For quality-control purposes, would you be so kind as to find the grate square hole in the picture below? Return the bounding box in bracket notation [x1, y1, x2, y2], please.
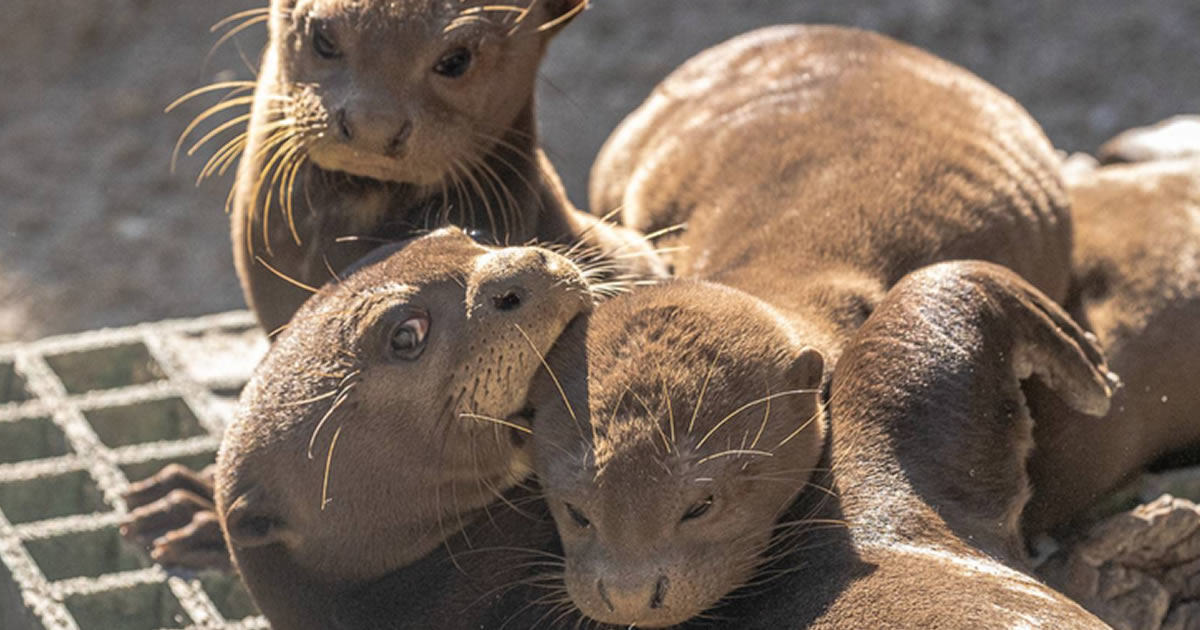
[0, 471, 108, 524]
[24, 526, 150, 582]
[46, 343, 165, 394]
[85, 398, 205, 448]
[2, 556, 47, 630]
[200, 573, 260, 621]
[65, 582, 190, 630]
[121, 451, 216, 484]
[0, 417, 71, 464]
[0, 362, 31, 404]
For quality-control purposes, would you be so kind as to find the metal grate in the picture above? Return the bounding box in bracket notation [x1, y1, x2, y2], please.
[0, 311, 269, 630]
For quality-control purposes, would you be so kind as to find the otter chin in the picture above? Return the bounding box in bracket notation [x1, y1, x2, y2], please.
[530, 281, 827, 628]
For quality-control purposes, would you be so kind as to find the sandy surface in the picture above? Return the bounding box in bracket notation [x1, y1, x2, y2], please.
[1, 0, 1198, 342]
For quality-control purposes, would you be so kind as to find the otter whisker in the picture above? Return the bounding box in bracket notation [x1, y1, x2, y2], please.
[456, 153, 499, 240]
[514, 323, 583, 435]
[307, 382, 357, 459]
[640, 222, 689, 242]
[254, 255, 320, 293]
[207, 13, 271, 63]
[171, 95, 255, 172]
[319, 424, 345, 511]
[459, 412, 533, 435]
[697, 389, 819, 450]
[282, 150, 310, 246]
[468, 147, 520, 240]
[536, 0, 588, 32]
[688, 349, 723, 434]
[698, 449, 774, 465]
[457, 155, 501, 238]
[165, 80, 257, 113]
[186, 112, 253, 159]
[210, 6, 271, 32]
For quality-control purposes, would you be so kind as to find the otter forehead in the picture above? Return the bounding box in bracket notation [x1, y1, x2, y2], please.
[294, 0, 537, 31]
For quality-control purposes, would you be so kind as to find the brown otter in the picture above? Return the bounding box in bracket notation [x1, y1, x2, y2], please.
[1023, 153, 1200, 534]
[131, 227, 593, 630]
[186, 0, 662, 333]
[330, 263, 1116, 630]
[526, 24, 1074, 627]
[700, 261, 1115, 629]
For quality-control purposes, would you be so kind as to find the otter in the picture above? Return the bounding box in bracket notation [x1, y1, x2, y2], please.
[526, 24, 1073, 627]
[132, 227, 593, 630]
[329, 263, 1116, 630]
[185, 0, 662, 333]
[1022, 153, 1200, 534]
[700, 262, 1115, 629]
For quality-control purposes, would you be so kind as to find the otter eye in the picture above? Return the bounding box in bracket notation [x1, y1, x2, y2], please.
[564, 502, 591, 528]
[681, 496, 714, 522]
[388, 314, 429, 360]
[433, 47, 473, 78]
[312, 25, 341, 59]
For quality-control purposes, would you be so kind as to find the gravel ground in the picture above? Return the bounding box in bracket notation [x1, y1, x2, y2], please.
[1, 0, 1198, 341]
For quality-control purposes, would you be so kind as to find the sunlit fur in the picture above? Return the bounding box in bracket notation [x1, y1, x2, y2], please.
[213, 227, 594, 630]
[530, 282, 827, 627]
[169, 0, 667, 334]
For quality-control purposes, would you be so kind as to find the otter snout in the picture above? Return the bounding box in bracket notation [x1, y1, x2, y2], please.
[467, 247, 592, 321]
[569, 560, 701, 628]
[334, 107, 414, 158]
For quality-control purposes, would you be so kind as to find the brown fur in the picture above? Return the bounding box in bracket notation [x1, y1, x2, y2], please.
[228, 0, 662, 332]
[214, 228, 593, 630]
[1023, 154, 1200, 533]
[527, 24, 1072, 627]
[707, 261, 1113, 629]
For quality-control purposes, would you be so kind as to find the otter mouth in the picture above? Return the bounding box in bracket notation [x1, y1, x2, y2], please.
[308, 144, 445, 187]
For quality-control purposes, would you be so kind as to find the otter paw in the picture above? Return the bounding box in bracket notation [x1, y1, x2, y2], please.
[124, 462, 215, 510]
[1040, 495, 1200, 630]
[150, 510, 231, 571]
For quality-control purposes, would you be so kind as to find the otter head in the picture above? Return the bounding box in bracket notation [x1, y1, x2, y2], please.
[529, 281, 826, 627]
[267, 0, 585, 186]
[216, 226, 592, 581]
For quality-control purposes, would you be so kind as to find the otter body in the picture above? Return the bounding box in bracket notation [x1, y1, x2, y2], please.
[528, 25, 1074, 627]
[708, 262, 1114, 630]
[230, 0, 660, 332]
[1024, 154, 1200, 533]
[214, 228, 591, 630]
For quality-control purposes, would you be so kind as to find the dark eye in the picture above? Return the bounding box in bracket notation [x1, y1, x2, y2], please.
[565, 502, 591, 528]
[681, 496, 714, 522]
[388, 314, 429, 360]
[433, 47, 473, 78]
[312, 25, 340, 59]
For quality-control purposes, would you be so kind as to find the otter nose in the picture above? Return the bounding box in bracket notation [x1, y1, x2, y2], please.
[597, 576, 670, 615]
[334, 107, 413, 157]
[468, 247, 589, 319]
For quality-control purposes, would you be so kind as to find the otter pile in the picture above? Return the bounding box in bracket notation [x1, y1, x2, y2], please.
[122, 8, 1200, 630]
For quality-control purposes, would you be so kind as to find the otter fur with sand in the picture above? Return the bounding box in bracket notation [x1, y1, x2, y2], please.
[179, 0, 661, 333]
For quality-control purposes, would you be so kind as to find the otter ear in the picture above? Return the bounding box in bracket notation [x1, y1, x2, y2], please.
[788, 347, 825, 392]
[224, 493, 286, 549]
[541, 0, 588, 34]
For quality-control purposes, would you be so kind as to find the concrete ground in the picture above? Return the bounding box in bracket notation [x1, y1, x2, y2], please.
[0, 0, 1198, 341]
